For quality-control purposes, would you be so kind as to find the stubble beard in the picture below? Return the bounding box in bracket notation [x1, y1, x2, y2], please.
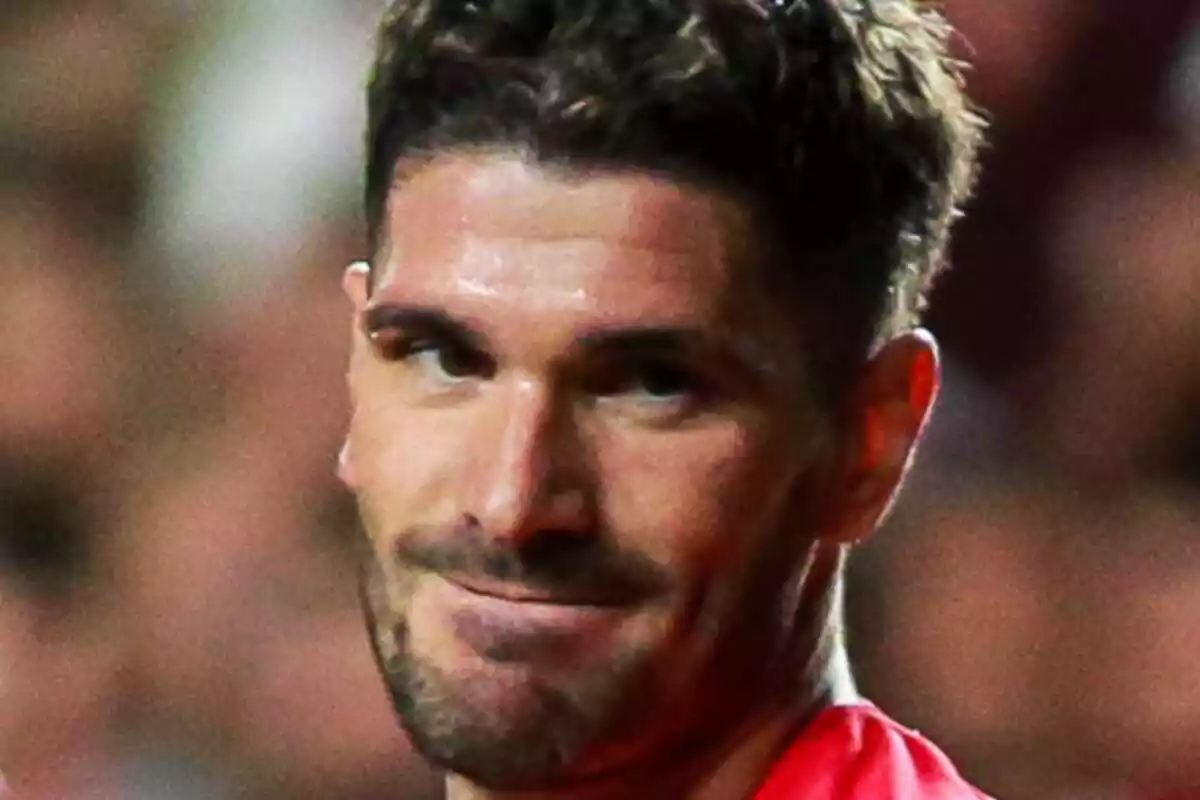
[359, 555, 663, 791]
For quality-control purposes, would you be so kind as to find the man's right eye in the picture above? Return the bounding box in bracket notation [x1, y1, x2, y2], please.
[368, 328, 493, 383]
[407, 341, 489, 383]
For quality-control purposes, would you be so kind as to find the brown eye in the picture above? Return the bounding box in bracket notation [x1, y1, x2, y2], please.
[593, 358, 709, 406]
[369, 326, 493, 383]
[413, 341, 489, 380]
[635, 362, 698, 400]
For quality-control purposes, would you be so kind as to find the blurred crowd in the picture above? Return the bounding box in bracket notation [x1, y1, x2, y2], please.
[0, 1, 1197, 798]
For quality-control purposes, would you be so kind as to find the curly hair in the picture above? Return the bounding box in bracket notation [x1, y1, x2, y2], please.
[364, 0, 983, 367]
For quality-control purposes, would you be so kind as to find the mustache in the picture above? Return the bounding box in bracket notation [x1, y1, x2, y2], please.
[393, 521, 672, 605]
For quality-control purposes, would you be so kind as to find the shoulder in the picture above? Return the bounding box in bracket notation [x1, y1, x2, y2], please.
[755, 703, 994, 800]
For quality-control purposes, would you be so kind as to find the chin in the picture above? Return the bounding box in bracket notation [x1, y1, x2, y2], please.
[373, 611, 669, 791]
[359, 565, 683, 788]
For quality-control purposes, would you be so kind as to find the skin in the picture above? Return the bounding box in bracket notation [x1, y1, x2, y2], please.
[339, 153, 939, 799]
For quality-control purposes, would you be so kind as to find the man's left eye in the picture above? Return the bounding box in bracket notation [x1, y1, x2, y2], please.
[626, 363, 701, 401]
[593, 360, 710, 407]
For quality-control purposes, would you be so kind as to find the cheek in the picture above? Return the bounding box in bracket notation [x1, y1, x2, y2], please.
[349, 385, 467, 539]
[598, 425, 790, 573]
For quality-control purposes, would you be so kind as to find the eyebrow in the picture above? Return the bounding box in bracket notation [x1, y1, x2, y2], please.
[363, 302, 767, 372]
[362, 304, 489, 351]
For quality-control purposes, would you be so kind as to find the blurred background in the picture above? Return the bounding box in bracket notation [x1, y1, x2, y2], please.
[0, 1, 1196, 798]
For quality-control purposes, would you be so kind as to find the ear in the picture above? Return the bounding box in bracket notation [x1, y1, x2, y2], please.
[337, 261, 372, 490]
[823, 329, 940, 545]
[343, 260, 371, 312]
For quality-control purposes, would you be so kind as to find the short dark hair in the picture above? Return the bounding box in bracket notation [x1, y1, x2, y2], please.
[364, 0, 983, 369]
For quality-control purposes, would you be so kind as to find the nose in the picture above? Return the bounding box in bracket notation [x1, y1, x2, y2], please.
[469, 376, 594, 544]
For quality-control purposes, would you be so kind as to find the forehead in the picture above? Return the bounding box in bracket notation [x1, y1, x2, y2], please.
[374, 154, 772, 327]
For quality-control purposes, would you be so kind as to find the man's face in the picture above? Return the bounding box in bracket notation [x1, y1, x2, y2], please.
[343, 154, 837, 789]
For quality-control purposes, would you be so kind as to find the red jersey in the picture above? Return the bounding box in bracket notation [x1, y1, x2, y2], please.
[754, 704, 992, 800]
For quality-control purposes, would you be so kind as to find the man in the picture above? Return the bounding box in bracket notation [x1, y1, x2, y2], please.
[337, 1, 989, 797]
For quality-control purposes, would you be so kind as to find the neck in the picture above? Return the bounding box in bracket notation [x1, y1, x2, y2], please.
[447, 624, 859, 800]
[686, 641, 859, 800]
